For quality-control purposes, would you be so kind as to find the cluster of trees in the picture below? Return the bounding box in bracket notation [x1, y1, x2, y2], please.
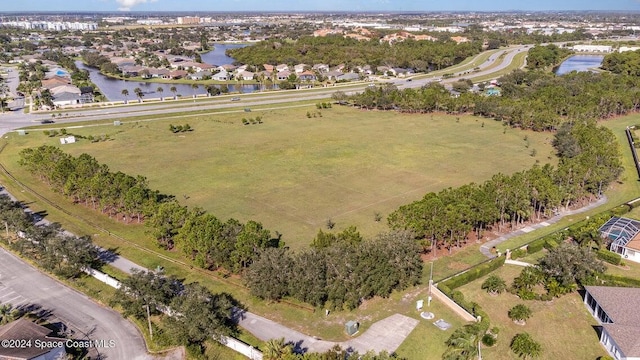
[526, 44, 573, 69]
[0, 194, 99, 278]
[388, 121, 621, 255]
[349, 70, 640, 131]
[19, 145, 278, 273]
[227, 35, 482, 70]
[110, 269, 237, 353]
[19, 145, 160, 222]
[601, 49, 640, 75]
[245, 230, 422, 310]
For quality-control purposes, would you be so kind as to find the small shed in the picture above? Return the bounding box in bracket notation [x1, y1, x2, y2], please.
[345, 321, 359, 336]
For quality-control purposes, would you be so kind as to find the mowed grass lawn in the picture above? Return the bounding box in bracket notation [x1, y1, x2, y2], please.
[1, 105, 555, 249]
[457, 265, 607, 360]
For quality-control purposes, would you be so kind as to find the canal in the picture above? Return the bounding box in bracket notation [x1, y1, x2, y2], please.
[77, 43, 276, 101]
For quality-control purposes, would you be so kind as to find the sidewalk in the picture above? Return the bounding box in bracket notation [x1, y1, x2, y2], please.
[479, 196, 608, 258]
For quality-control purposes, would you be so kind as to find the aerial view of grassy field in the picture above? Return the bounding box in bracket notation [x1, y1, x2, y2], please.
[1, 105, 556, 249]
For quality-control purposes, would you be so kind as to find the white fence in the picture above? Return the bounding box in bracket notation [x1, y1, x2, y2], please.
[221, 336, 263, 360]
[85, 266, 263, 359]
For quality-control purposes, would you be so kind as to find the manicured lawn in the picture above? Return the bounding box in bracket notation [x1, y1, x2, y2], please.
[1, 106, 555, 250]
[457, 265, 608, 360]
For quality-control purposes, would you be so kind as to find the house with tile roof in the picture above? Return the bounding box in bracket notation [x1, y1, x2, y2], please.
[599, 217, 640, 264]
[583, 286, 640, 359]
[0, 319, 67, 360]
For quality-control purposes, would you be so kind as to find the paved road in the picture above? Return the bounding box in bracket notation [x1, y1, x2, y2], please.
[0, 247, 151, 360]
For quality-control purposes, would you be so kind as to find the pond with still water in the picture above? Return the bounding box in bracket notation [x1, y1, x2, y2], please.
[555, 55, 604, 75]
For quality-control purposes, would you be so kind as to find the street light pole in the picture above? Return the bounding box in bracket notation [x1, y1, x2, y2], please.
[145, 304, 153, 339]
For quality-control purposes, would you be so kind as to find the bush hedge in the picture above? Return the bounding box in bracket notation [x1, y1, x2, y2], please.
[601, 274, 640, 287]
[597, 249, 622, 266]
[439, 256, 506, 291]
[510, 248, 527, 260]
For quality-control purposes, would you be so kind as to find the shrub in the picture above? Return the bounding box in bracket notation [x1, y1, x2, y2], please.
[440, 256, 506, 291]
[597, 249, 622, 265]
[544, 239, 558, 250]
[510, 248, 527, 260]
[508, 304, 532, 323]
[527, 238, 546, 254]
[482, 333, 497, 347]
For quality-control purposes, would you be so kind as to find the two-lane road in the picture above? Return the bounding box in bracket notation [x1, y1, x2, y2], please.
[0, 247, 151, 360]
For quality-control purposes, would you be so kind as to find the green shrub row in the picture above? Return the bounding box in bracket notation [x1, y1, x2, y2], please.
[439, 256, 506, 291]
[600, 274, 640, 287]
[510, 248, 527, 260]
[596, 249, 622, 266]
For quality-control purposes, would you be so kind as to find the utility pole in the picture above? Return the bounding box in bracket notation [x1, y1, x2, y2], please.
[145, 304, 153, 339]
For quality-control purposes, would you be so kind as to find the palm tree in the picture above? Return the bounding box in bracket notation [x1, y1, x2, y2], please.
[191, 83, 199, 100]
[508, 304, 532, 325]
[481, 275, 507, 295]
[443, 324, 481, 360]
[0, 304, 16, 325]
[510, 332, 542, 359]
[121, 89, 129, 104]
[156, 86, 164, 101]
[133, 87, 143, 103]
[262, 338, 292, 360]
[170, 86, 177, 100]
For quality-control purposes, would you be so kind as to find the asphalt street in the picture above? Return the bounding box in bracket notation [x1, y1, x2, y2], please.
[0, 247, 151, 360]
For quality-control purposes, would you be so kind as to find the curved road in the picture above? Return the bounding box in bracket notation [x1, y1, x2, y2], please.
[0, 248, 150, 359]
[0, 45, 528, 135]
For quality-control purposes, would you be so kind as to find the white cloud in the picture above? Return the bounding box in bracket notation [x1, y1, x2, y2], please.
[116, 0, 158, 11]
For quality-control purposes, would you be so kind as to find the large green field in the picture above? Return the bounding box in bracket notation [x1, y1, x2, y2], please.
[1, 105, 555, 249]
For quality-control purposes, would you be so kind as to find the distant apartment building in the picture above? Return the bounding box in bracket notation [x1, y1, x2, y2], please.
[137, 19, 164, 26]
[0, 21, 97, 31]
[177, 16, 200, 25]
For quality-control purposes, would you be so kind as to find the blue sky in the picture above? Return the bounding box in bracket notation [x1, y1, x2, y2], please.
[1, 0, 640, 12]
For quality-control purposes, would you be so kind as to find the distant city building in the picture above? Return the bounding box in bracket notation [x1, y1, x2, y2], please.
[0, 20, 97, 31]
[619, 46, 640, 53]
[177, 16, 200, 25]
[572, 44, 613, 53]
[136, 19, 164, 26]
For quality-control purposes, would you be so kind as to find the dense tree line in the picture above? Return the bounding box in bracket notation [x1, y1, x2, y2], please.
[525, 44, 573, 69]
[110, 269, 237, 353]
[245, 230, 422, 310]
[19, 145, 278, 273]
[601, 49, 640, 76]
[227, 35, 482, 70]
[388, 121, 621, 254]
[349, 70, 640, 131]
[0, 194, 99, 278]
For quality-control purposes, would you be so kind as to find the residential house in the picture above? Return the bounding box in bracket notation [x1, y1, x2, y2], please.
[219, 64, 237, 72]
[148, 68, 171, 79]
[336, 72, 360, 81]
[120, 65, 146, 77]
[50, 84, 81, 96]
[312, 64, 329, 73]
[599, 217, 640, 264]
[212, 70, 230, 81]
[298, 70, 316, 82]
[356, 65, 373, 75]
[0, 319, 67, 360]
[237, 71, 255, 81]
[169, 70, 188, 79]
[263, 64, 275, 72]
[324, 70, 344, 81]
[294, 64, 308, 73]
[583, 286, 640, 359]
[391, 68, 413, 77]
[41, 76, 71, 89]
[52, 91, 83, 106]
[275, 64, 289, 72]
[277, 70, 292, 81]
[188, 71, 212, 80]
